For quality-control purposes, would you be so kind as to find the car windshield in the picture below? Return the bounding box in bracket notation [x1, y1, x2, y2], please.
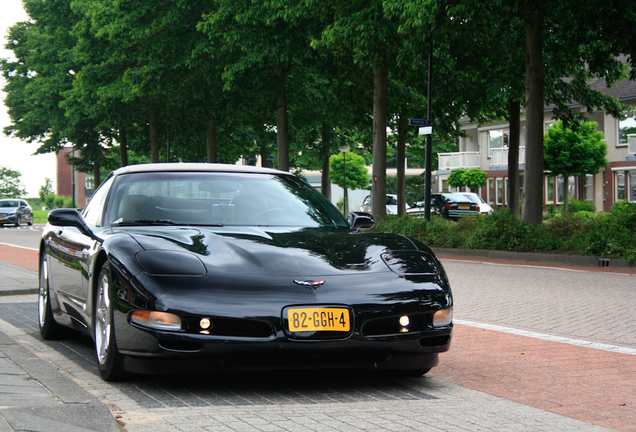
[439, 193, 472, 203]
[106, 171, 349, 228]
[460, 194, 485, 204]
[0, 200, 19, 208]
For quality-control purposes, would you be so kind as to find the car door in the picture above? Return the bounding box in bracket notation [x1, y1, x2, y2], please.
[46, 225, 94, 318]
[46, 176, 114, 325]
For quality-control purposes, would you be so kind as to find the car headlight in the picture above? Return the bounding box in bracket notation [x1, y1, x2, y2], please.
[135, 251, 206, 276]
[381, 251, 438, 276]
[433, 308, 452, 327]
[131, 310, 182, 331]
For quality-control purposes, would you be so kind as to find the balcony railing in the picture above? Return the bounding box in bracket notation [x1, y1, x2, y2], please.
[490, 146, 526, 167]
[437, 152, 480, 170]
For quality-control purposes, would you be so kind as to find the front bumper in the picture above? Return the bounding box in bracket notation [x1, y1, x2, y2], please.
[0, 215, 18, 225]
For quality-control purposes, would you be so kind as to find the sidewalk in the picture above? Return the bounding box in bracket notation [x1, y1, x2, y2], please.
[0, 324, 121, 431]
[0, 244, 121, 431]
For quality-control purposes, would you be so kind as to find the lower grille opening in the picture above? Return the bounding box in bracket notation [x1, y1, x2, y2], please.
[419, 336, 451, 347]
[361, 313, 429, 337]
[184, 316, 275, 338]
[158, 340, 203, 352]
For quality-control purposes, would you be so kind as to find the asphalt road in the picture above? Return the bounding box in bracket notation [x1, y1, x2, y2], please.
[1, 225, 634, 431]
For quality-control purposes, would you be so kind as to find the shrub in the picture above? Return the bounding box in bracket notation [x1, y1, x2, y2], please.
[465, 210, 549, 251]
[568, 198, 595, 214]
[373, 206, 635, 262]
[45, 194, 75, 209]
[575, 213, 636, 262]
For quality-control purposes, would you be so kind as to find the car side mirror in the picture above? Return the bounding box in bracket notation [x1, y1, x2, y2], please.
[347, 212, 375, 230]
[47, 208, 100, 241]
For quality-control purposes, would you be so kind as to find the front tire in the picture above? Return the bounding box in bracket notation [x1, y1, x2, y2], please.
[38, 253, 66, 339]
[94, 263, 126, 381]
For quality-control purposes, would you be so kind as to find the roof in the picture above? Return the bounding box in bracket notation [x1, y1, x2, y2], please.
[112, 163, 289, 176]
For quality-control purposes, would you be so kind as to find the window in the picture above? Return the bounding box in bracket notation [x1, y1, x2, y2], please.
[618, 114, 636, 146]
[83, 176, 114, 226]
[487, 178, 495, 205]
[629, 171, 636, 202]
[556, 176, 577, 204]
[488, 129, 509, 157]
[616, 172, 625, 200]
[496, 178, 504, 205]
[547, 177, 555, 203]
[584, 175, 594, 202]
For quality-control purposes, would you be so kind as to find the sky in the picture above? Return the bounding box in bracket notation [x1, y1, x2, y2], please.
[1, 0, 57, 198]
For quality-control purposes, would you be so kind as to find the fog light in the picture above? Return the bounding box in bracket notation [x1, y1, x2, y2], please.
[399, 315, 410, 332]
[131, 310, 182, 331]
[200, 318, 212, 329]
[433, 308, 452, 327]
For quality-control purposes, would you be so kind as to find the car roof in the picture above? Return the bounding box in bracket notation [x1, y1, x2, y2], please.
[111, 163, 291, 177]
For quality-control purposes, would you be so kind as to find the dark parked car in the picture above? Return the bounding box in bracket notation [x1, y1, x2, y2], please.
[39, 163, 453, 381]
[407, 193, 481, 220]
[0, 199, 33, 227]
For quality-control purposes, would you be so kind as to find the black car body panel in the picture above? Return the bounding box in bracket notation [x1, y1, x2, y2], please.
[39, 163, 453, 378]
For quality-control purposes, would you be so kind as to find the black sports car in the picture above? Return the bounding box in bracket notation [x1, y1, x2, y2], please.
[39, 163, 453, 381]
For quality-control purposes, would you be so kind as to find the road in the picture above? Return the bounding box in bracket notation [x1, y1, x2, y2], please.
[0, 226, 634, 431]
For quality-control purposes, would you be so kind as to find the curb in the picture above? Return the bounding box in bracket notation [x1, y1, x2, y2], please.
[431, 247, 636, 269]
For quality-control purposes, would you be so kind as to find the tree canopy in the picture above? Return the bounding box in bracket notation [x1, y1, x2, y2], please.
[2, 0, 635, 221]
[0, 167, 27, 198]
[544, 120, 608, 215]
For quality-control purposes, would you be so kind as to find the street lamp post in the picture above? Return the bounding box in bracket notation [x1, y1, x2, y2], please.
[339, 146, 350, 215]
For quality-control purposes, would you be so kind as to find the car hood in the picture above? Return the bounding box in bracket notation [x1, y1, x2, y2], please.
[120, 226, 439, 278]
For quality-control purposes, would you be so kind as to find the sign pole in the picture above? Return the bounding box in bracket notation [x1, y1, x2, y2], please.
[425, 33, 433, 222]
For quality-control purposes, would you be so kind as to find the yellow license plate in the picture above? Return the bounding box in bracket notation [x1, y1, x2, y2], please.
[287, 308, 350, 332]
[458, 205, 470, 210]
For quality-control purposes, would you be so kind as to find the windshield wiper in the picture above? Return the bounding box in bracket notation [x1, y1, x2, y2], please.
[116, 219, 225, 227]
[116, 219, 178, 226]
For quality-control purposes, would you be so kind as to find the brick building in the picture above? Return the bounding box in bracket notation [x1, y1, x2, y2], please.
[56, 146, 91, 207]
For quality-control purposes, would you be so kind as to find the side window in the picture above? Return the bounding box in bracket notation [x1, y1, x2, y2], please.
[83, 176, 114, 226]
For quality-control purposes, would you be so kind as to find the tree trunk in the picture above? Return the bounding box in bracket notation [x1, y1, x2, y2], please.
[522, 10, 545, 225]
[206, 117, 217, 163]
[508, 100, 521, 217]
[371, 60, 388, 220]
[276, 92, 290, 172]
[397, 112, 408, 217]
[148, 111, 160, 163]
[321, 122, 332, 201]
[119, 126, 128, 167]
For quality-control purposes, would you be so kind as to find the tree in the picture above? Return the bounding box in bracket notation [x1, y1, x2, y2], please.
[447, 168, 487, 191]
[0, 167, 27, 198]
[39, 178, 55, 201]
[463, 169, 488, 190]
[447, 168, 468, 190]
[543, 120, 608, 216]
[329, 152, 370, 214]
